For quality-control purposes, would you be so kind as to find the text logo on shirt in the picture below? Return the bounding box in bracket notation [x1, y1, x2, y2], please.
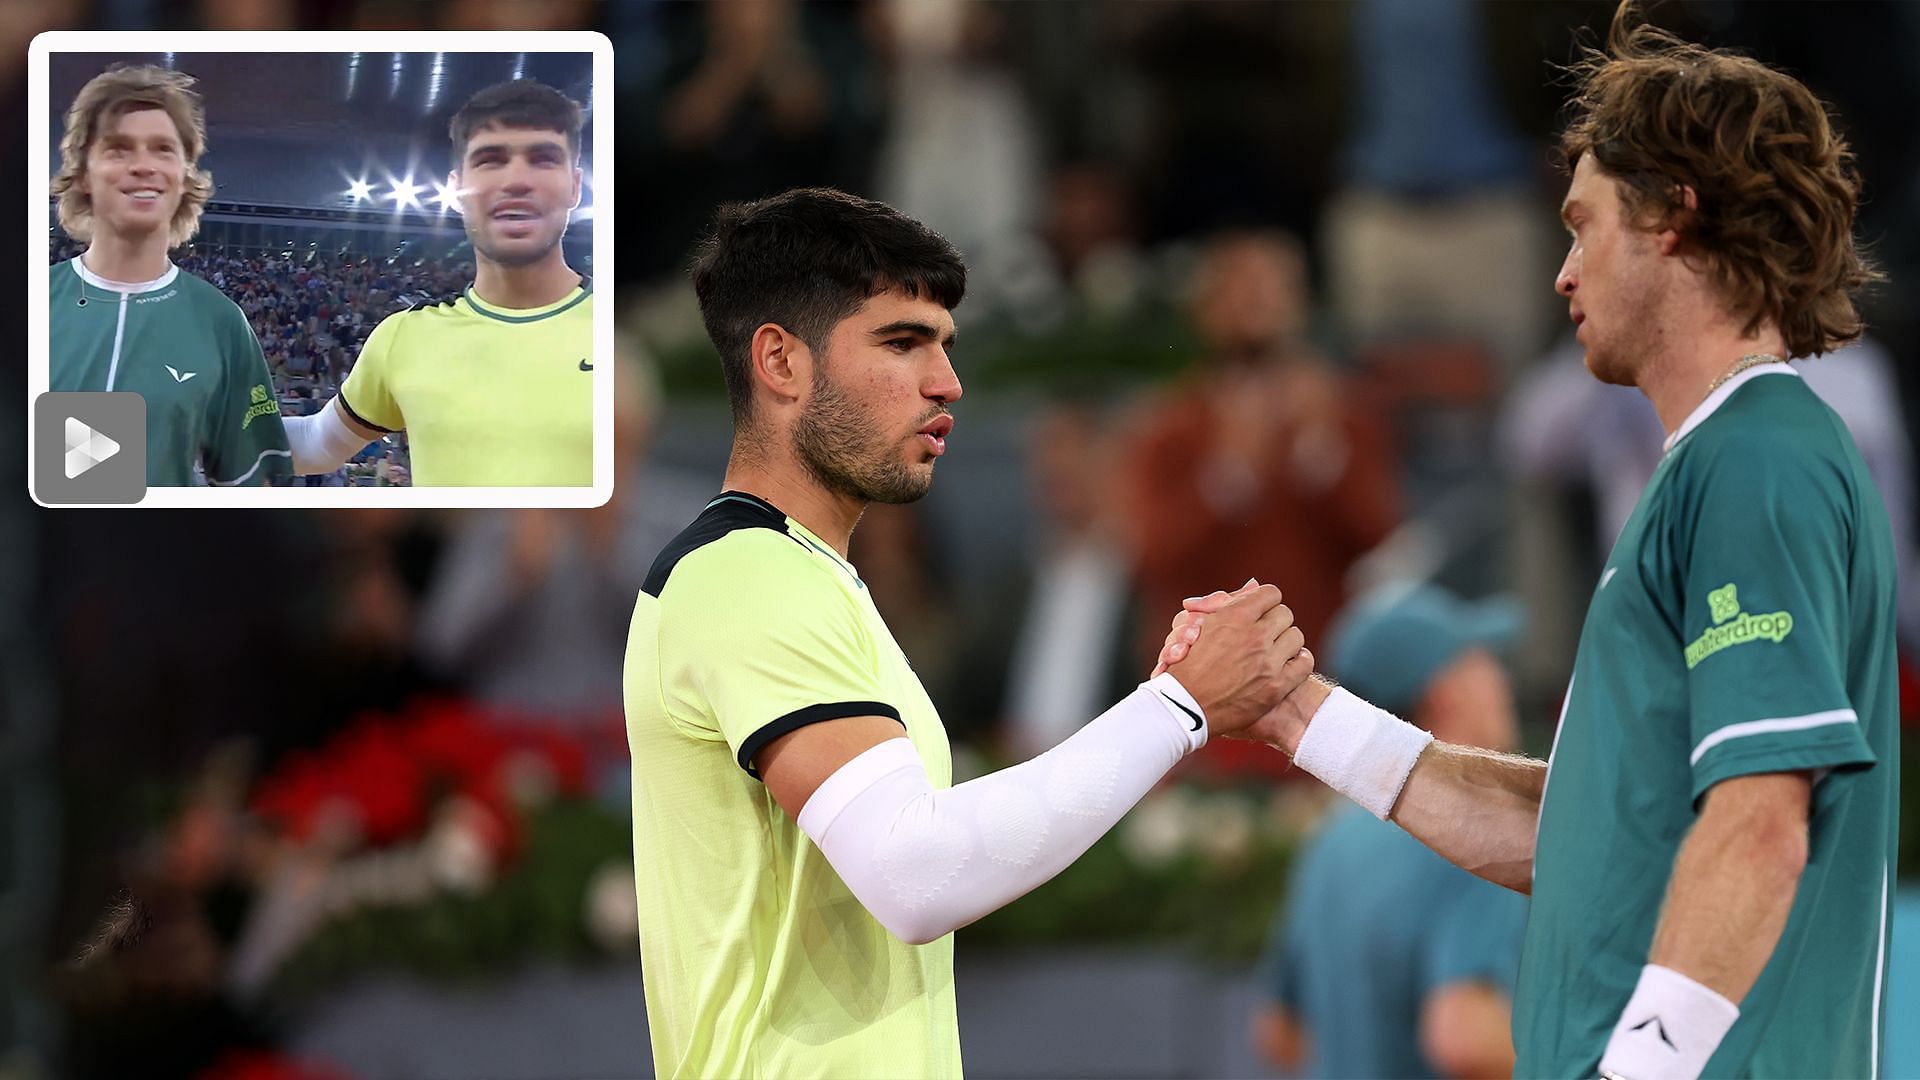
[242, 384, 278, 430]
[1685, 582, 1794, 669]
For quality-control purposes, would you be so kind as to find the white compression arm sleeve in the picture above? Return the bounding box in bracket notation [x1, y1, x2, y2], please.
[284, 398, 377, 474]
[796, 673, 1210, 945]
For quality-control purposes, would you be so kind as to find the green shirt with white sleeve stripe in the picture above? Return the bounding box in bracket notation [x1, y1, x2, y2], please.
[49, 257, 291, 486]
[1515, 366, 1899, 1078]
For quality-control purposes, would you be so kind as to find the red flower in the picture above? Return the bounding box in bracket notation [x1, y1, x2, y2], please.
[400, 699, 509, 783]
[250, 715, 425, 847]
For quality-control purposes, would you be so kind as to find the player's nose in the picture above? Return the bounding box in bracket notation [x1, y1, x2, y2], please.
[928, 351, 962, 404]
[498, 159, 535, 194]
[1555, 249, 1578, 298]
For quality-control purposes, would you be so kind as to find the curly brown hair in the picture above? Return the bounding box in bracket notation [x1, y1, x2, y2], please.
[1557, 4, 1880, 357]
[51, 65, 213, 249]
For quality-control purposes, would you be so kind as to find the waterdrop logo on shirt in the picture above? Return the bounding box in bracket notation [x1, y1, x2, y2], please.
[1686, 582, 1794, 669]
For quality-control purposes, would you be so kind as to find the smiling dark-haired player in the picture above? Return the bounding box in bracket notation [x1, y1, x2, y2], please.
[283, 79, 592, 486]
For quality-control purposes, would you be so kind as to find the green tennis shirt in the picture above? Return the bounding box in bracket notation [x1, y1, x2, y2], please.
[624, 491, 962, 1079]
[1516, 368, 1899, 1078]
[49, 258, 291, 486]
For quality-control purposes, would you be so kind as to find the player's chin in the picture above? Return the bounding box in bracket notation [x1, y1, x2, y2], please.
[479, 224, 560, 256]
[1583, 345, 1635, 388]
[871, 461, 936, 504]
[103, 211, 168, 236]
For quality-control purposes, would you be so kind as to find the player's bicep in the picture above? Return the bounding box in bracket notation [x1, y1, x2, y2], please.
[206, 311, 290, 485]
[758, 715, 915, 823]
[332, 398, 385, 442]
[667, 537, 905, 789]
[339, 315, 406, 432]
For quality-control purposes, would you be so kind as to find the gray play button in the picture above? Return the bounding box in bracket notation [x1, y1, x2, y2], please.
[34, 392, 147, 505]
[65, 416, 122, 477]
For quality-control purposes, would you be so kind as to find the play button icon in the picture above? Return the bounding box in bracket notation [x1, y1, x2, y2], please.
[65, 416, 122, 478]
[33, 392, 146, 505]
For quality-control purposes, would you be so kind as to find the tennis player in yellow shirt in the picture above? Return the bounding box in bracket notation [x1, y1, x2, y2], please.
[283, 79, 591, 486]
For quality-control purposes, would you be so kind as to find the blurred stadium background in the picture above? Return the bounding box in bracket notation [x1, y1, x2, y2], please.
[5, 1, 1919, 1078]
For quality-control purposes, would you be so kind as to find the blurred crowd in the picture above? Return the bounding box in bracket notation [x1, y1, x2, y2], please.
[18, 1, 1920, 1078]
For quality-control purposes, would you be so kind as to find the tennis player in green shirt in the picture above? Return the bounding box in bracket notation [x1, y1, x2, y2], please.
[1164, 13, 1897, 1079]
[48, 64, 290, 486]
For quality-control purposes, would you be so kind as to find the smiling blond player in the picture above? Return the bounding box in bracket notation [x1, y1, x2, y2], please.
[49, 65, 292, 487]
[284, 80, 593, 486]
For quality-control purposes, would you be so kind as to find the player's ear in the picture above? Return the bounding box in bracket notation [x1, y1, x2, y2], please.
[445, 170, 462, 215]
[570, 165, 583, 212]
[1656, 184, 1698, 257]
[750, 323, 809, 406]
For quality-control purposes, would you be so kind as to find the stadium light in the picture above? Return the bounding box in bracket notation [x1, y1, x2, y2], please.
[346, 177, 376, 202]
[431, 179, 462, 213]
[387, 175, 424, 210]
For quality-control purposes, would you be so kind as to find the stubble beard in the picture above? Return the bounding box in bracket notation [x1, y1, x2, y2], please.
[1583, 334, 1638, 388]
[1582, 274, 1667, 390]
[792, 369, 933, 506]
[467, 215, 565, 269]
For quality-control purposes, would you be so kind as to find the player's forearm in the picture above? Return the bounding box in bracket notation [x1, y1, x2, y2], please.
[1595, 778, 1808, 1078]
[1258, 679, 1543, 893]
[799, 678, 1207, 945]
[1645, 783, 1809, 1003]
[1390, 743, 1545, 894]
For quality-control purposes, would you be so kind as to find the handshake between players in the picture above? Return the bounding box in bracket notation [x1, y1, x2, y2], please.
[1147, 579, 1322, 747]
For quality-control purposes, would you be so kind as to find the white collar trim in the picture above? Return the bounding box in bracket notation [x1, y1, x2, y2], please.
[1662, 363, 1800, 454]
[71, 256, 178, 294]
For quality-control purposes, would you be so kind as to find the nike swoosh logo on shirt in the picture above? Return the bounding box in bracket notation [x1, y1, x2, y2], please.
[1156, 690, 1204, 731]
[1600, 567, 1618, 590]
[578, 358, 593, 371]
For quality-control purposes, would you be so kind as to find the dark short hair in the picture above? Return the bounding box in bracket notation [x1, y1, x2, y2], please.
[1558, 4, 1878, 357]
[449, 79, 583, 166]
[691, 188, 967, 427]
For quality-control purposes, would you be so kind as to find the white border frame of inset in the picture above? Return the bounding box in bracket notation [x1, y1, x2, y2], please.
[27, 30, 615, 509]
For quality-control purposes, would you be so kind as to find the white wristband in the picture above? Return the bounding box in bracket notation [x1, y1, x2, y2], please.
[1143, 672, 1209, 752]
[1599, 964, 1739, 1080]
[1290, 687, 1432, 819]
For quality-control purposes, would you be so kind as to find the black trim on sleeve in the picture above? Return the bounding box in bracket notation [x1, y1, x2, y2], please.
[335, 391, 397, 434]
[737, 701, 905, 779]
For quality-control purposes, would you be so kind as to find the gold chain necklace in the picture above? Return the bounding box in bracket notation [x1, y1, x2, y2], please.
[1706, 353, 1785, 395]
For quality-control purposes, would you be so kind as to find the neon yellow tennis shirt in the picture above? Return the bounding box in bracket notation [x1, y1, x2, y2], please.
[625, 491, 963, 1079]
[338, 281, 592, 486]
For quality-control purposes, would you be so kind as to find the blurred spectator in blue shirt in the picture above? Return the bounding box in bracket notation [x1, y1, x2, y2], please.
[1254, 582, 1528, 1078]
